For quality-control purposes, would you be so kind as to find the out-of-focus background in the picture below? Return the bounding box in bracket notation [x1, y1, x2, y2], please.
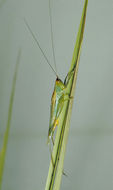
[0, 0, 113, 189]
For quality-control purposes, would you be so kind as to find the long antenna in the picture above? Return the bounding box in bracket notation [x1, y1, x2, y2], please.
[49, 0, 57, 75]
[24, 18, 58, 77]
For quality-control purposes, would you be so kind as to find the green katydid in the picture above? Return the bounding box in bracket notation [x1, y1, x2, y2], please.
[24, 0, 75, 167]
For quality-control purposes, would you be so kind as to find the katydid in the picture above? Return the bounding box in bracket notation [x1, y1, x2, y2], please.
[24, 0, 74, 168]
[47, 74, 74, 145]
[49, 0, 74, 145]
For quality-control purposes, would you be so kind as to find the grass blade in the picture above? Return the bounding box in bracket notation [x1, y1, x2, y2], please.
[45, 0, 88, 189]
[0, 49, 21, 189]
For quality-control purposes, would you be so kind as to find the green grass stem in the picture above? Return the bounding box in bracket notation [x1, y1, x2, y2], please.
[45, 0, 88, 189]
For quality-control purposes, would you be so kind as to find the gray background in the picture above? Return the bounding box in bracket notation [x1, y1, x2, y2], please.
[0, 0, 113, 189]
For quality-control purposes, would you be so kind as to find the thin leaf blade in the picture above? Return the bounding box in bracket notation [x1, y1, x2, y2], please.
[0, 49, 21, 189]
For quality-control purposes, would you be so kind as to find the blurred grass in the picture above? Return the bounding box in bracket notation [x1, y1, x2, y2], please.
[45, 0, 88, 189]
[0, 49, 21, 189]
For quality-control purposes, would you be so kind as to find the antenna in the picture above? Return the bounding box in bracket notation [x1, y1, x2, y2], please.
[24, 18, 58, 78]
[49, 0, 57, 75]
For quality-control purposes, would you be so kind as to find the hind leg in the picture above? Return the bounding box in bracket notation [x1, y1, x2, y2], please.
[51, 119, 59, 146]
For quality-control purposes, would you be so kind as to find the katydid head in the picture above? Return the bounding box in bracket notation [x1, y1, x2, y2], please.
[55, 77, 65, 91]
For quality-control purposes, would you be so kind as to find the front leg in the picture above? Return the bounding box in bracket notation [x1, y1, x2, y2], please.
[64, 69, 74, 87]
[63, 93, 73, 101]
